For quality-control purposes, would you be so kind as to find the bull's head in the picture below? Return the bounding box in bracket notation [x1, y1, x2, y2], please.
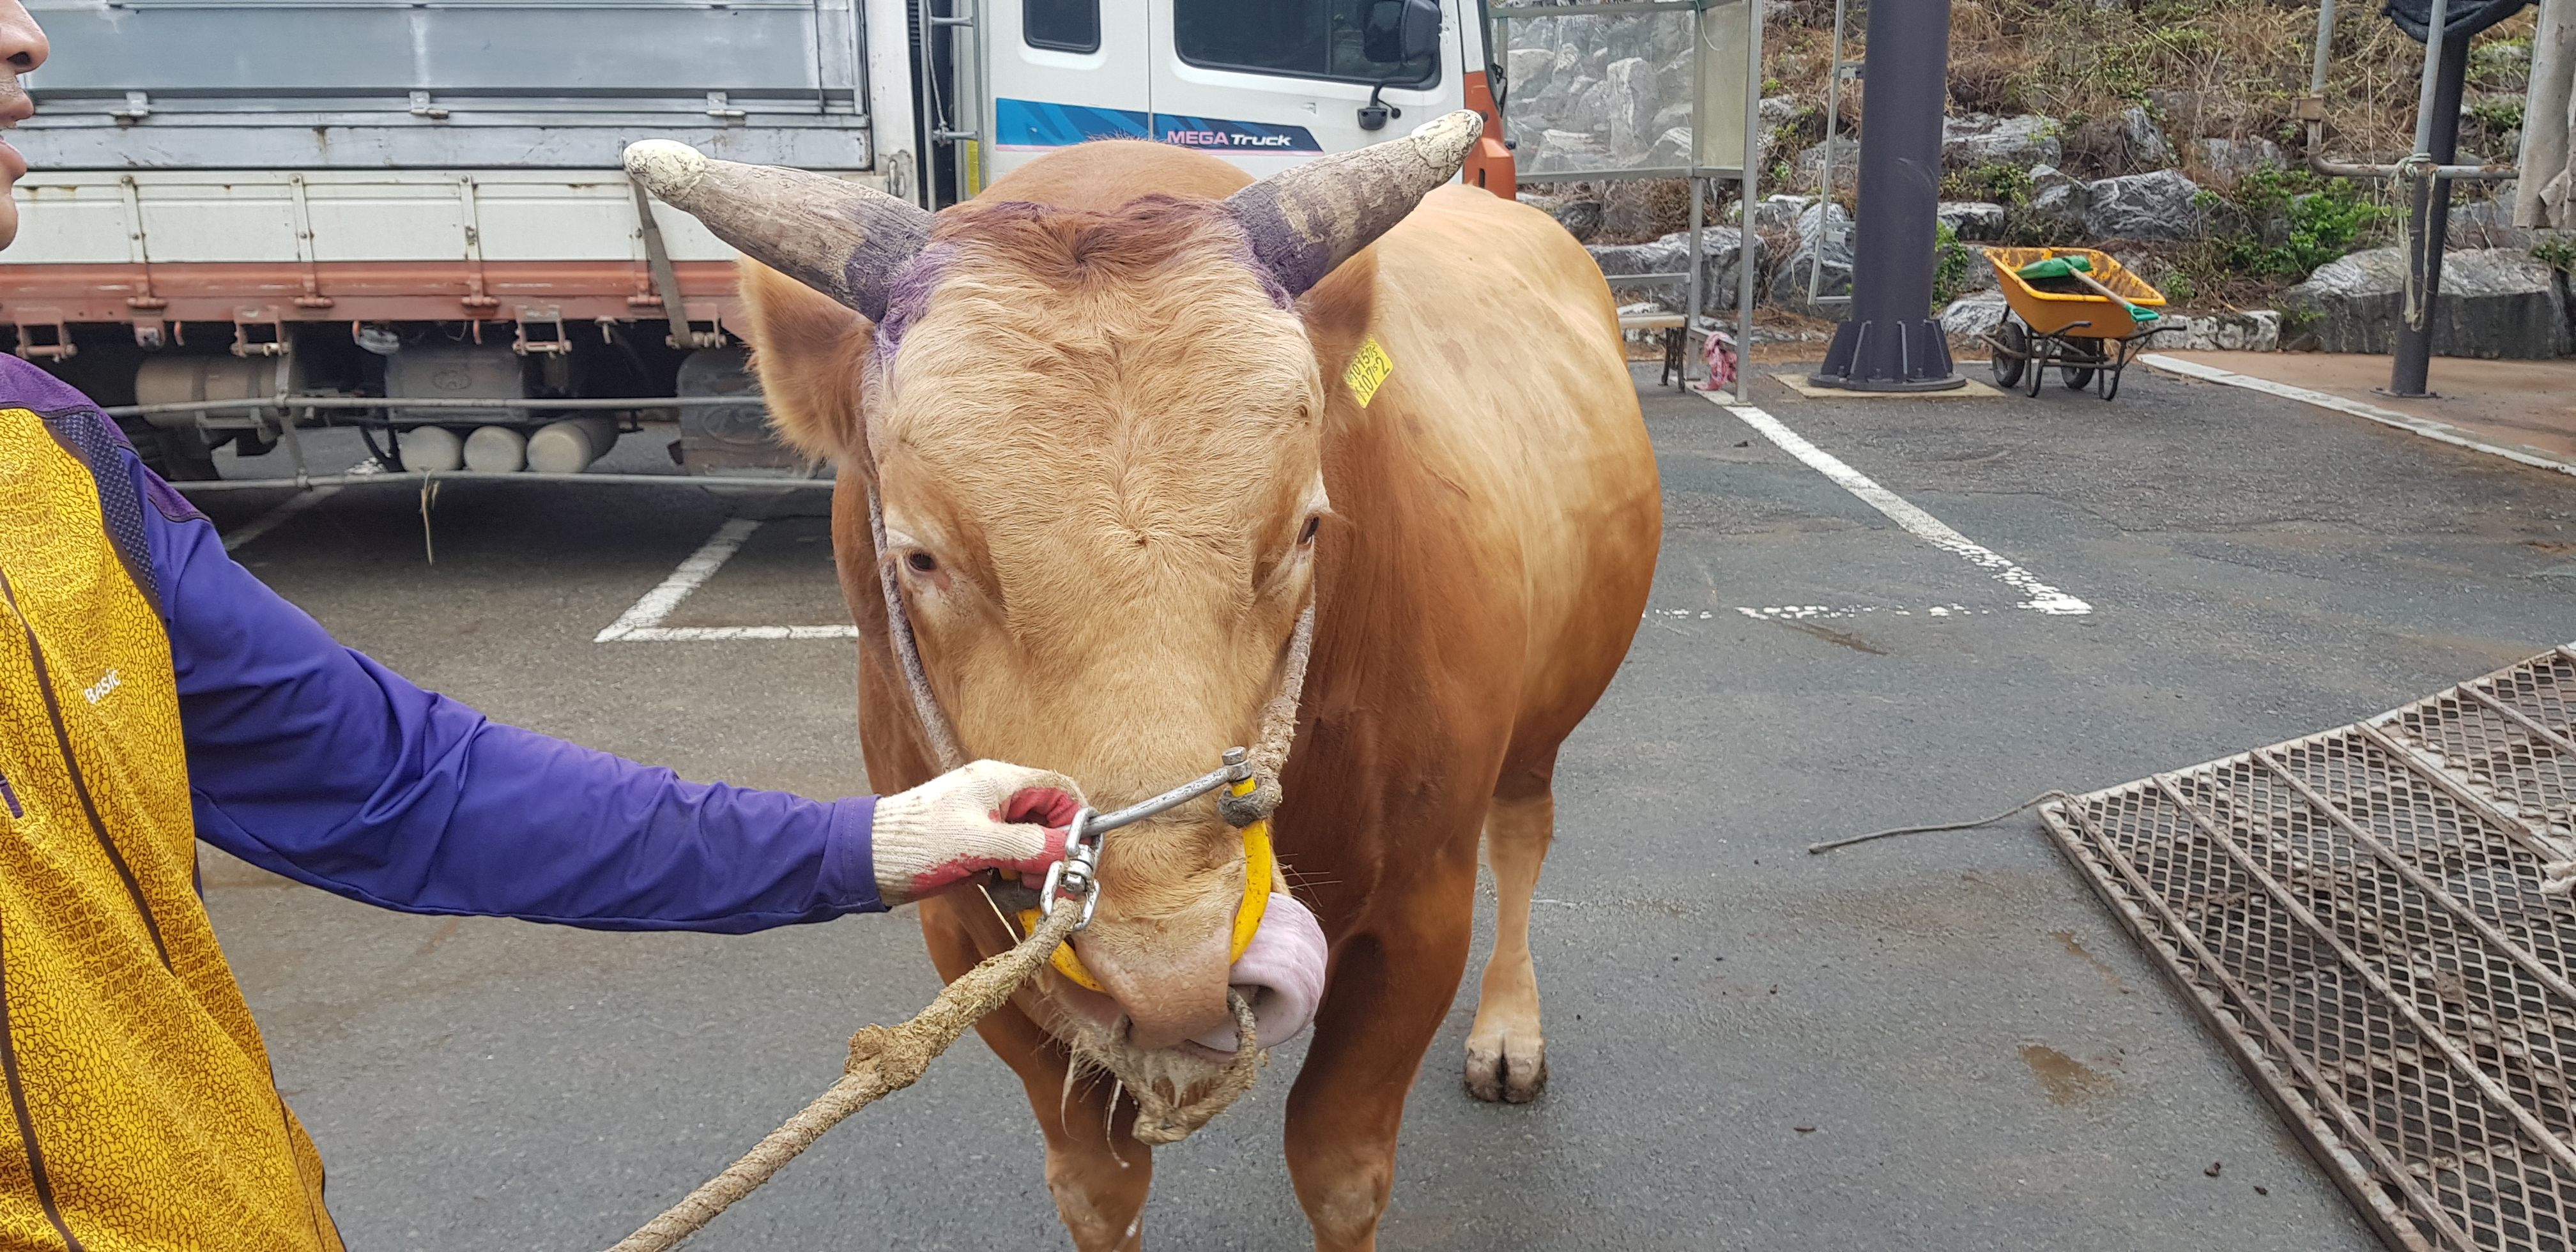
[628, 116, 1478, 1137]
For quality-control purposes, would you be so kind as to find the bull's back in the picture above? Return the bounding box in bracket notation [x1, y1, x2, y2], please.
[1356, 188, 1661, 737]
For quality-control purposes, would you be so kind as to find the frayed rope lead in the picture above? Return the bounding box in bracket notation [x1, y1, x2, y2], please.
[602, 895, 1088, 1252]
[1806, 791, 2077, 856]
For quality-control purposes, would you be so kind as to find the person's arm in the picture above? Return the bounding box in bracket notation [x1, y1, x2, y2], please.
[121, 450, 899, 933]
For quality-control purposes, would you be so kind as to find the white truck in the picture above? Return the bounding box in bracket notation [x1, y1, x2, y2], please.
[1, 0, 1514, 482]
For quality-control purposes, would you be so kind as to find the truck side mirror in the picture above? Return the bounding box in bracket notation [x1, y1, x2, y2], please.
[1363, 0, 1441, 68]
[1359, 0, 1441, 130]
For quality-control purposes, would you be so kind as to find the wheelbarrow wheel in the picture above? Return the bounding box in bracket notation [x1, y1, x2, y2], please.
[2060, 337, 2103, 391]
[1989, 321, 2028, 390]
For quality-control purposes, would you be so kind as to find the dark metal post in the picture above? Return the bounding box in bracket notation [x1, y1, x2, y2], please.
[1809, 0, 1964, 392]
[2388, 35, 2471, 397]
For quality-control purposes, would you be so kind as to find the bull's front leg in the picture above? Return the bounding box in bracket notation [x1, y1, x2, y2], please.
[1281, 864, 1476, 1252]
[919, 895, 1155, 1251]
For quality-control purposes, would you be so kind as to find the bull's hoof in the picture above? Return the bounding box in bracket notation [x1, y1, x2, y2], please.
[1464, 1042, 1549, 1104]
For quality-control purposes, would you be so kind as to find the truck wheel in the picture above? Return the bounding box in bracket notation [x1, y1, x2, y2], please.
[118, 418, 222, 482]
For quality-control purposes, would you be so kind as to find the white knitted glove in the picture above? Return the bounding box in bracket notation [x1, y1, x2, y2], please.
[872, 760, 1084, 906]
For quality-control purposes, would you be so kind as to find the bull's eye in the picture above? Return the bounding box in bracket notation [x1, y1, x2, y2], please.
[906, 551, 938, 574]
[1299, 515, 1321, 545]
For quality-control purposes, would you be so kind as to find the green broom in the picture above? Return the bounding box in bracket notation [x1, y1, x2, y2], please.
[2016, 254, 2161, 322]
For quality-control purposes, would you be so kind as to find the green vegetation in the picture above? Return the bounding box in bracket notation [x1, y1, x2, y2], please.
[2467, 99, 2524, 134]
[1931, 221, 1975, 308]
[2211, 169, 2391, 280]
[1941, 162, 2033, 208]
[2535, 236, 2576, 274]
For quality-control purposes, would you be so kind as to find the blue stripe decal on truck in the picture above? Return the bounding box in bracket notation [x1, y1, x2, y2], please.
[995, 99, 1321, 153]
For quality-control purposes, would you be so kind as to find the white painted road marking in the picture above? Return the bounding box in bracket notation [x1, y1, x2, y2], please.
[222, 487, 340, 553]
[2138, 353, 2576, 479]
[219, 459, 391, 553]
[613, 624, 862, 641]
[1708, 396, 2093, 616]
[595, 516, 859, 643]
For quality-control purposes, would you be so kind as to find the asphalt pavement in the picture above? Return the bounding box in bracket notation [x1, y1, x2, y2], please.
[187, 360, 2576, 1250]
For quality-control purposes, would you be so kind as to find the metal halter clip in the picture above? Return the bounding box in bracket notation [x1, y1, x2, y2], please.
[1033, 747, 1254, 934]
[1038, 809, 1104, 931]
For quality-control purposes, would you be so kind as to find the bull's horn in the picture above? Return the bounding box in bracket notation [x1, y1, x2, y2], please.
[623, 139, 933, 323]
[1224, 110, 1482, 298]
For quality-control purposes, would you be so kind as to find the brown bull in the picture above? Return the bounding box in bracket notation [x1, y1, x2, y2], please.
[628, 114, 1660, 1250]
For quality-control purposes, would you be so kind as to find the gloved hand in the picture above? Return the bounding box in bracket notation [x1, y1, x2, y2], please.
[871, 760, 1084, 906]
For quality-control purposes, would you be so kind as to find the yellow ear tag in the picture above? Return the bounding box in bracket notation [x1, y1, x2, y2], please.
[1344, 335, 1393, 408]
[1018, 775, 1278, 996]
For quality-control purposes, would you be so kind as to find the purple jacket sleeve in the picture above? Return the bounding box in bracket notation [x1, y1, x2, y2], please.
[130, 457, 885, 933]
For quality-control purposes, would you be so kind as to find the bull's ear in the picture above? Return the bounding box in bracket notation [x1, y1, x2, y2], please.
[626, 140, 933, 323]
[1224, 111, 1481, 298]
[737, 257, 873, 462]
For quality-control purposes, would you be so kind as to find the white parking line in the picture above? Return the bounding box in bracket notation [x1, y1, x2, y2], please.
[1709, 396, 2092, 616]
[594, 517, 859, 643]
[222, 487, 341, 553]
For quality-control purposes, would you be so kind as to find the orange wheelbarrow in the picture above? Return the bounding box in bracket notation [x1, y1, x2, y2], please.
[1981, 247, 2174, 401]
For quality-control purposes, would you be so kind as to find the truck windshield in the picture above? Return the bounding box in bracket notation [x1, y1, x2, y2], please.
[1173, 0, 1439, 87]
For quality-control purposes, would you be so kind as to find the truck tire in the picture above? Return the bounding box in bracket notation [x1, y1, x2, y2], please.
[116, 417, 222, 482]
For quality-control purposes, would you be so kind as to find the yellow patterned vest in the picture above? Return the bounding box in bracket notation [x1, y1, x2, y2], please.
[0, 405, 339, 1250]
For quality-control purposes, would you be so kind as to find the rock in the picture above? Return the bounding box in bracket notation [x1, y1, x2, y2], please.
[1757, 95, 1800, 151]
[1515, 192, 1561, 215]
[1942, 112, 2063, 171]
[2085, 169, 2205, 241]
[1529, 128, 1608, 175]
[1797, 135, 1862, 184]
[1733, 194, 1815, 231]
[1507, 47, 1555, 98]
[2121, 106, 2172, 168]
[1529, 71, 1597, 132]
[1793, 199, 1853, 243]
[1953, 245, 1999, 291]
[2448, 199, 2534, 250]
[1939, 201, 2007, 241]
[2152, 310, 2282, 352]
[1770, 203, 1855, 313]
[1554, 198, 1606, 241]
[2026, 166, 2090, 233]
[1604, 57, 1660, 153]
[1649, 126, 1694, 167]
[2282, 246, 2573, 358]
[1586, 228, 1765, 315]
[1692, 227, 1765, 312]
[1940, 291, 2011, 339]
[2196, 137, 2285, 181]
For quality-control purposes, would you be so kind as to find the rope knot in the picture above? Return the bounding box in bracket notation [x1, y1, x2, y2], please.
[1218, 775, 1283, 828]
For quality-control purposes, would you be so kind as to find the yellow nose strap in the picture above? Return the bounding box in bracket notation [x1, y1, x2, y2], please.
[1017, 774, 1277, 996]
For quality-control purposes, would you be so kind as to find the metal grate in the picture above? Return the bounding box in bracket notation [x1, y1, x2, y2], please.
[2042, 645, 2576, 1251]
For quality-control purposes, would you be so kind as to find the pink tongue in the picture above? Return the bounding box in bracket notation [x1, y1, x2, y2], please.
[1191, 893, 1327, 1051]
